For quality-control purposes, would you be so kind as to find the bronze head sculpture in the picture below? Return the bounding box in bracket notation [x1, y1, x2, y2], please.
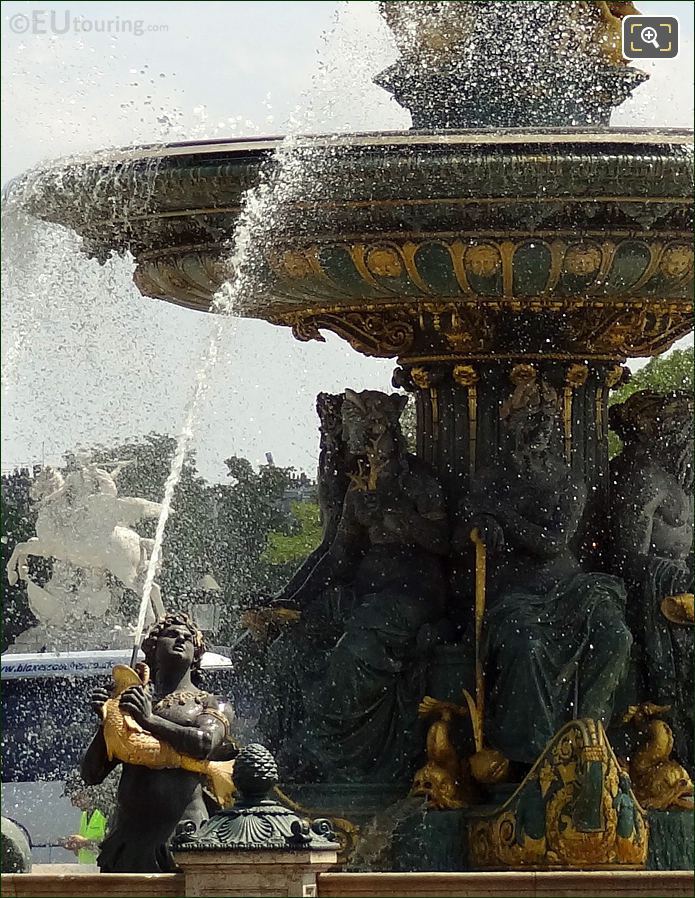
[610, 390, 694, 490]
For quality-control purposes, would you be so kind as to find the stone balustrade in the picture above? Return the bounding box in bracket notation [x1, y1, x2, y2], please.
[2, 870, 694, 898]
[1, 872, 184, 897]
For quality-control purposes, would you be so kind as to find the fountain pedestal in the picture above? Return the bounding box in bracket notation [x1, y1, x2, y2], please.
[172, 745, 339, 898]
[395, 357, 625, 554]
[174, 849, 337, 898]
[17, 0, 693, 877]
[389, 807, 694, 874]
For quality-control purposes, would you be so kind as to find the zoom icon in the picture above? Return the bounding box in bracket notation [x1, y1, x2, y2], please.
[622, 16, 679, 59]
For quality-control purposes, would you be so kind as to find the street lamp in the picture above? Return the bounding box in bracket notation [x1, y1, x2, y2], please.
[190, 574, 222, 636]
[190, 601, 222, 635]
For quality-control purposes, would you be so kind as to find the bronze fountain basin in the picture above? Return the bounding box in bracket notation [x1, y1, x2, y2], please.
[17, 127, 693, 362]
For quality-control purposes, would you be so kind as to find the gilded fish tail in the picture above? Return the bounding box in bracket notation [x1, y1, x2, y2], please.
[179, 757, 236, 807]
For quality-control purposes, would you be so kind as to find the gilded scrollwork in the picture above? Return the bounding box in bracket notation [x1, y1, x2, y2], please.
[269, 308, 417, 358]
[467, 719, 648, 869]
[263, 237, 693, 307]
[134, 235, 692, 302]
[133, 237, 692, 361]
[327, 311, 416, 358]
[577, 305, 693, 358]
[439, 305, 492, 353]
[289, 318, 326, 344]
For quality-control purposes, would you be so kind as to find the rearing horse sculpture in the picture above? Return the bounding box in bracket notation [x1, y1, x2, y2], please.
[6, 461, 166, 620]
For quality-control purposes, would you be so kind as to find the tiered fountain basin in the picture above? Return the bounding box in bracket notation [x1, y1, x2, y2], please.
[22, 128, 693, 364]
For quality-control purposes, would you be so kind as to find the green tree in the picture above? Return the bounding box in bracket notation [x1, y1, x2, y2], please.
[1, 435, 297, 650]
[399, 394, 417, 452]
[89, 436, 296, 639]
[611, 347, 693, 405]
[264, 501, 322, 564]
[1, 468, 40, 652]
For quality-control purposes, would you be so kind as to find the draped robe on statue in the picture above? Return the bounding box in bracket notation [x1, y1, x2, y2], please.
[458, 381, 631, 765]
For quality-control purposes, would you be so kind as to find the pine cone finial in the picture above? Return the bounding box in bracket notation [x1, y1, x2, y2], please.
[232, 743, 279, 802]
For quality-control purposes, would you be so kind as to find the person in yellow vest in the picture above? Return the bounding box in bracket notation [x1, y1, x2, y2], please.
[62, 771, 114, 865]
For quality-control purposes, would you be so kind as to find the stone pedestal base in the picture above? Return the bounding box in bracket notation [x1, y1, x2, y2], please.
[174, 849, 339, 898]
[392, 808, 467, 872]
[2, 869, 693, 898]
[318, 870, 695, 897]
[281, 784, 405, 826]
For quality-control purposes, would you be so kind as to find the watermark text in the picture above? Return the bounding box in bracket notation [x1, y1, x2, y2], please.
[8, 9, 168, 38]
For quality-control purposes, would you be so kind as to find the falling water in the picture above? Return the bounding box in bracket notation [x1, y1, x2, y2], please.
[132, 313, 224, 657]
[128, 5, 384, 641]
[347, 796, 428, 872]
[129, 135, 314, 644]
[1, 2, 398, 659]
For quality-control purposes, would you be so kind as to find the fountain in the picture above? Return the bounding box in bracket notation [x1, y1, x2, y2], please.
[4, 0, 693, 882]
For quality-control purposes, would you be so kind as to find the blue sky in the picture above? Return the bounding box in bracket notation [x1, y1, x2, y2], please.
[643, 0, 693, 28]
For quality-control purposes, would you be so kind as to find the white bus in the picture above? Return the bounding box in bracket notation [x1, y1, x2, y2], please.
[1, 649, 234, 864]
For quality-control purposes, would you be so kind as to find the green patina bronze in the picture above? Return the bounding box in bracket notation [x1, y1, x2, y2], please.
[11, 0, 693, 874]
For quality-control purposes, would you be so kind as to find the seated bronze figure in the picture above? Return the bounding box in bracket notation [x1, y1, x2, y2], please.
[454, 368, 631, 766]
[263, 389, 449, 784]
[609, 390, 694, 771]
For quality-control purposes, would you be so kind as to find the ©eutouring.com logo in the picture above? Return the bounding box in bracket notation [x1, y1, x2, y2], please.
[8, 9, 168, 37]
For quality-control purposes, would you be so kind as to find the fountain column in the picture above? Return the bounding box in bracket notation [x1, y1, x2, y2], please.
[394, 357, 628, 560]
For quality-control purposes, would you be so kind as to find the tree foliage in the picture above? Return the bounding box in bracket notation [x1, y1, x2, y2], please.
[611, 347, 693, 405]
[264, 501, 322, 564]
[1, 469, 40, 651]
[399, 395, 417, 453]
[1, 435, 299, 650]
[608, 347, 693, 455]
[3, 350, 690, 651]
[88, 436, 300, 640]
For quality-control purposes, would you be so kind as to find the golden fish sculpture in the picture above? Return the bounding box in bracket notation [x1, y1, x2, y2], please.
[102, 664, 235, 808]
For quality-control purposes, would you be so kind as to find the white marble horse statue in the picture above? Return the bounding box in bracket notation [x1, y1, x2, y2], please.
[6, 459, 166, 621]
